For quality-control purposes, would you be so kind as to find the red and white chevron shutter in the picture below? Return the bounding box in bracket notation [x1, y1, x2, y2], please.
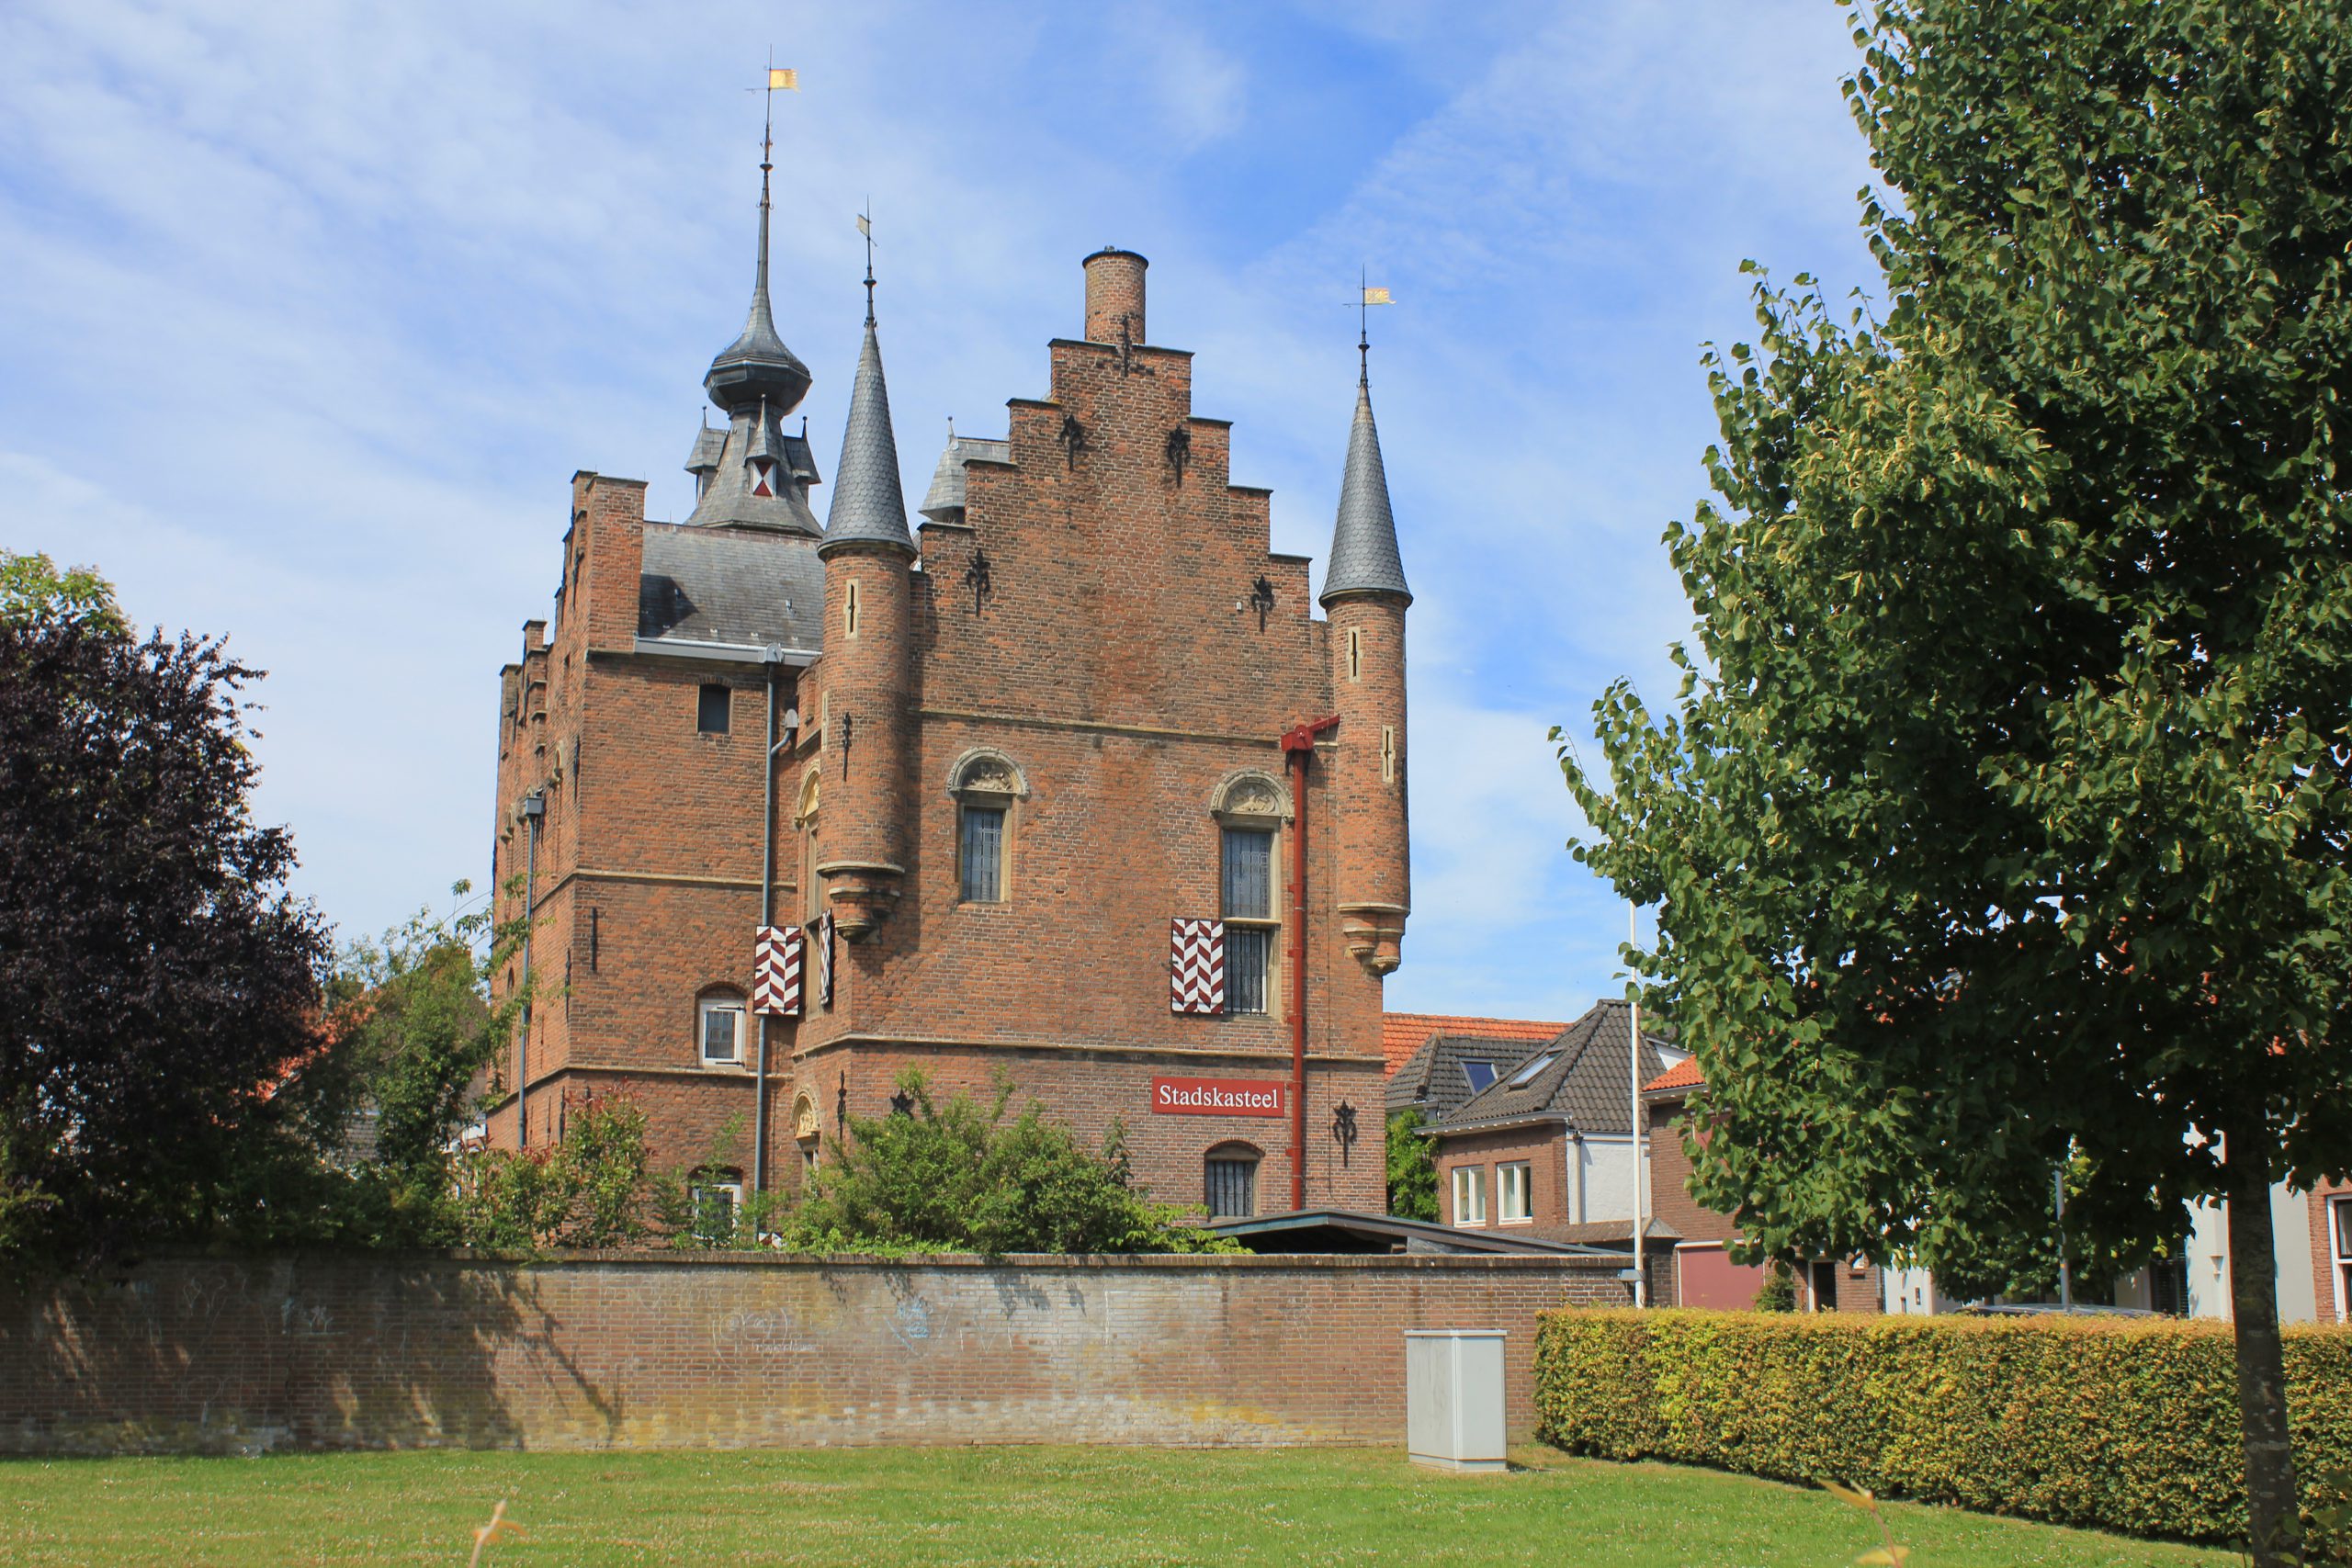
[1170, 918, 1226, 1014]
[753, 924, 802, 1016]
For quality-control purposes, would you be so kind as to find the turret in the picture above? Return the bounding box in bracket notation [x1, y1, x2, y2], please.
[813, 265, 917, 941]
[683, 107, 823, 534]
[1321, 347, 1412, 976]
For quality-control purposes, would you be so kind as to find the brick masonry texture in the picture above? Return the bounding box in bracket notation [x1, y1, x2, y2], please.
[1, 1252, 1639, 1454]
[482, 255, 1405, 1216]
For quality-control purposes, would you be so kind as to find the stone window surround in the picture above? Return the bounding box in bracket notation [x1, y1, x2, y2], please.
[946, 749, 1029, 908]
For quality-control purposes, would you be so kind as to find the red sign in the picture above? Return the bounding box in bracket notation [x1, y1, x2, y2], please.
[1150, 1076, 1285, 1118]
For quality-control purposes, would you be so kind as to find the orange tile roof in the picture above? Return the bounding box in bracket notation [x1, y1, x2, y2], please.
[1382, 1011, 1568, 1077]
[1643, 1056, 1705, 1094]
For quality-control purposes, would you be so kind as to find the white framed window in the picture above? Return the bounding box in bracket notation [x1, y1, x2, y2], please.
[2332, 1196, 2352, 1323]
[1452, 1165, 1487, 1226]
[688, 1178, 743, 1239]
[1221, 827, 1276, 1015]
[1498, 1162, 1532, 1223]
[698, 993, 745, 1065]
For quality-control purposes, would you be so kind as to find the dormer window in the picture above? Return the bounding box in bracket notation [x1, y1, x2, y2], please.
[1461, 1059, 1498, 1094]
[750, 456, 778, 498]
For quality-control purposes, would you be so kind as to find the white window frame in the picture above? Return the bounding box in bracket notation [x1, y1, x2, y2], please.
[698, 994, 746, 1066]
[1452, 1165, 1487, 1226]
[2331, 1195, 2351, 1324]
[1498, 1161, 1532, 1224]
[689, 1179, 744, 1237]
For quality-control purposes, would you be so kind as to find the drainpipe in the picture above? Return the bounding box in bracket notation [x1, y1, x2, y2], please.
[517, 789, 545, 1148]
[1568, 1131, 1587, 1224]
[754, 662, 777, 1197]
[752, 652, 800, 1201]
[1278, 715, 1340, 1212]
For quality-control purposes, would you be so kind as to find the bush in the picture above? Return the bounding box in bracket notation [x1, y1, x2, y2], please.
[1534, 1309, 2352, 1551]
[1385, 1110, 1437, 1222]
[456, 1098, 652, 1251]
[790, 1072, 1238, 1255]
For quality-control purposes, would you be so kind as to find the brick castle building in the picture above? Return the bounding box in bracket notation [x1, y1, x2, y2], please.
[487, 149, 1412, 1221]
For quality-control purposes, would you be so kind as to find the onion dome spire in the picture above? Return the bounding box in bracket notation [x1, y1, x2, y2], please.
[820, 229, 915, 558]
[1319, 329, 1411, 606]
[704, 110, 811, 416]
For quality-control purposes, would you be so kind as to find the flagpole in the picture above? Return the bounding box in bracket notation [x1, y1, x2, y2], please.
[1629, 900, 1647, 1308]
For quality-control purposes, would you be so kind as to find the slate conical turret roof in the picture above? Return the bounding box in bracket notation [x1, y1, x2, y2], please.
[1318, 366, 1412, 606]
[820, 309, 915, 558]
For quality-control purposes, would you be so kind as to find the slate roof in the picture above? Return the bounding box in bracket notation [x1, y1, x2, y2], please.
[637, 523, 823, 654]
[918, 434, 1013, 524]
[1382, 1012, 1568, 1077]
[1430, 999, 1680, 1138]
[820, 317, 916, 558]
[1318, 376, 1411, 606]
[1385, 1032, 1550, 1120]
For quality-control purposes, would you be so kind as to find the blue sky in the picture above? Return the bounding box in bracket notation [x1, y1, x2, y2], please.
[0, 1, 1880, 1019]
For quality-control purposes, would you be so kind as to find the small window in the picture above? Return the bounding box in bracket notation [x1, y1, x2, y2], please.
[698, 994, 745, 1064]
[960, 805, 1005, 902]
[1346, 627, 1363, 682]
[1461, 1059, 1498, 1094]
[697, 683, 731, 734]
[1498, 1162, 1532, 1223]
[2333, 1198, 2352, 1323]
[1206, 1150, 1259, 1218]
[688, 1178, 743, 1240]
[1507, 1053, 1556, 1089]
[844, 580, 861, 638]
[1452, 1165, 1487, 1226]
[1221, 828, 1275, 1014]
[1381, 725, 1397, 784]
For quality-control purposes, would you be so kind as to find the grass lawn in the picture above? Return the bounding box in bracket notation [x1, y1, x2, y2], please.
[2, 1444, 2239, 1567]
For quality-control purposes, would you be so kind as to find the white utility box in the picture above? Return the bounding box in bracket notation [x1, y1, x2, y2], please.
[1404, 1329, 1507, 1472]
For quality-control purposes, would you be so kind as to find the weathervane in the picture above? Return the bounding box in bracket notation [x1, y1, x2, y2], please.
[1358, 267, 1393, 383]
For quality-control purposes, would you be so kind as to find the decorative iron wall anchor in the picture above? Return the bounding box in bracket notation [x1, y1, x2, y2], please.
[1331, 1100, 1360, 1167]
[1249, 576, 1277, 631]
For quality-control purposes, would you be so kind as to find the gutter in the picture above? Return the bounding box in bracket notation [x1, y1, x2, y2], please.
[631, 635, 820, 665]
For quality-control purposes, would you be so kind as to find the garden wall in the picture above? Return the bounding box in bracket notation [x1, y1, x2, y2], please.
[1535, 1308, 2352, 1550]
[0, 1249, 1634, 1454]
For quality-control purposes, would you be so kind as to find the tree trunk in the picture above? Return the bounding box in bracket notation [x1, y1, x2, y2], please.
[2226, 1128, 2302, 1566]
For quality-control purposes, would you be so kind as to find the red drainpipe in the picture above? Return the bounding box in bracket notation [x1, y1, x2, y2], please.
[1279, 715, 1340, 1211]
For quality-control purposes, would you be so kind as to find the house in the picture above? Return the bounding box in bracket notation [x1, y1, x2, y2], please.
[485, 140, 1414, 1220]
[1421, 999, 1690, 1250]
[1642, 1056, 1883, 1312]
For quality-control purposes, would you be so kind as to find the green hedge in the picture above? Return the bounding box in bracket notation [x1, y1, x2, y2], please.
[1534, 1309, 2352, 1550]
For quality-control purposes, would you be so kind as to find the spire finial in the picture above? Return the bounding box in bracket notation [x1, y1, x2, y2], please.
[758, 51, 776, 305]
[859, 203, 876, 326]
[1359, 264, 1370, 387]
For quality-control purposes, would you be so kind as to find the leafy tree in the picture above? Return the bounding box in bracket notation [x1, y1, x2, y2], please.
[792, 1073, 1238, 1255]
[0, 610, 331, 1269]
[1386, 1110, 1438, 1222]
[456, 1096, 652, 1251]
[1560, 3, 2350, 1559]
[0, 549, 124, 636]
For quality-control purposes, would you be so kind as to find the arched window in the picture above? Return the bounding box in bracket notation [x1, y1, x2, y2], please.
[697, 988, 746, 1066]
[1204, 1143, 1261, 1219]
[1211, 773, 1288, 1016]
[796, 770, 823, 927]
[949, 750, 1025, 905]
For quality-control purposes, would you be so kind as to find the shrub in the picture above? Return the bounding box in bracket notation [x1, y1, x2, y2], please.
[1534, 1309, 2352, 1552]
[790, 1072, 1238, 1255]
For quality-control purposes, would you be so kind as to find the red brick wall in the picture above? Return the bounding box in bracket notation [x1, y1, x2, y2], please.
[2313, 1181, 2350, 1324]
[483, 256, 1403, 1211]
[0, 1252, 1639, 1453]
